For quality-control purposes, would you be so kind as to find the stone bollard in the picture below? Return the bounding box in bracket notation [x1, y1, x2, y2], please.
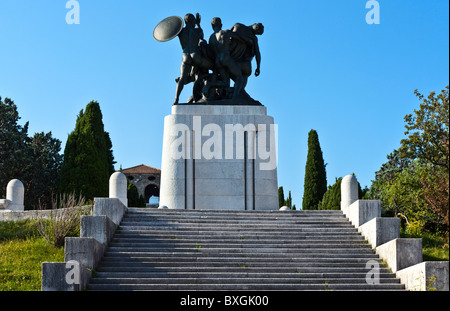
[6, 179, 25, 211]
[340, 174, 358, 216]
[109, 172, 128, 208]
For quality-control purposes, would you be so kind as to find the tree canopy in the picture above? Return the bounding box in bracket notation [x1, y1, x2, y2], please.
[399, 86, 448, 231]
[368, 86, 449, 234]
[59, 101, 115, 200]
[0, 96, 62, 209]
[399, 86, 449, 170]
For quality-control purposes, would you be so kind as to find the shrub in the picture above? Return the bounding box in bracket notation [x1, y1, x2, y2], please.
[318, 178, 342, 210]
[36, 193, 91, 247]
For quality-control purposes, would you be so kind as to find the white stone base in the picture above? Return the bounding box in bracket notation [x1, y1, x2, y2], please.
[396, 261, 449, 291]
[346, 200, 381, 227]
[159, 104, 278, 210]
[376, 238, 423, 273]
[358, 217, 400, 247]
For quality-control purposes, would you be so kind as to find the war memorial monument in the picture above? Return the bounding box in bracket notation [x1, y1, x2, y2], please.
[154, 14, 278, 211]
[33, 12, 447, 292]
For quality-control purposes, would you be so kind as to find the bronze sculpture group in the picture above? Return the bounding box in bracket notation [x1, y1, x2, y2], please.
[154, 13, 264, 105]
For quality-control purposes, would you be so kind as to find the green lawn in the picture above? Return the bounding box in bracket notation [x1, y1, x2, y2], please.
[422, 234, 449, 262]
[0, 220, 64, 291]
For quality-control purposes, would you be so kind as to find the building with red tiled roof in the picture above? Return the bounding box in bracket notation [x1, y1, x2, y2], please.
[121, 164, 161, 206]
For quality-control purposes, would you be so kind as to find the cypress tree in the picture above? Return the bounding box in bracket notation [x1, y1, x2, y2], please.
[278, 186, 285, 208]
[302, 129, 327, 210]
[127, 181, 146, 208]
[285, 191, 293, 210]
[59, 101, 115, 200]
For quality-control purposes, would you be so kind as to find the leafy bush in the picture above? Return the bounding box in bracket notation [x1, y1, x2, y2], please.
[127, 182, 146, 207]
[318, 178, 342, 210]
[318, 175, 367, 210]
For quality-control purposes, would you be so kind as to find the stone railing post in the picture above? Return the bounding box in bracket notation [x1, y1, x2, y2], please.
[340, 174, 358, 216]
[6, 179, 25, 211]
[109, 172, 128, 208]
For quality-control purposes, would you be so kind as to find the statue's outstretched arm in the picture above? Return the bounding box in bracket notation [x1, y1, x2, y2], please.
[195, 13, 204, 40]
[253, 37, 261, 76]
[196, 13, 201, 27]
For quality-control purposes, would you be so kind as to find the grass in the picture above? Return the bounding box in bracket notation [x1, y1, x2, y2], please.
[0, 220, 64, 291]
[0, 220, 40, 240]
[422, 234, 449, 261]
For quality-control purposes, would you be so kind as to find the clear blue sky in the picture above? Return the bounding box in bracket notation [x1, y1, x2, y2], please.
[1, 0, 448, 208]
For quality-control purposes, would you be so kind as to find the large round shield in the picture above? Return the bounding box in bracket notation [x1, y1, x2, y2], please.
[153, 16, 184, 42]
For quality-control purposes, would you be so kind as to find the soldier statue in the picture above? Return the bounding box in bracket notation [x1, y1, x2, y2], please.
[154, 13, 264, 105]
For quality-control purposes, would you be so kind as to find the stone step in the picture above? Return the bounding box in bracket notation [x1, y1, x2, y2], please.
[95, 266, 393, 274]
[126, 208, 343, 217]
[121, 220, 352, 228]
[101, 256, 381, 264]
[101, 254, 378, 261]
[93, 271, 398, 279]
[89, 277, 401, 285]
[87, 283, 405, 291]
[118, 224, 355, 231]
[87, 209, 405, 291]
[104, 246, 374, 254]
[118, 225, 358, 234]
[122, 212, 347, 218]
[122, 217, 349, 224]
[124, 214, 353, 223]
[113, 232, 363, 240]
[124, 210, 346, 216]
[110, 239, 366, 246]
[120, 220, 352, 229]
[107, 242, 372, 249]
[111, 236, 366, 243]
[103, 251, 380, 259]
[96, 261, 380, 269]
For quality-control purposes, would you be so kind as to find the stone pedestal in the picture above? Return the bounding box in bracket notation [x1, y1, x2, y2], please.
[159, 104, 278, 210]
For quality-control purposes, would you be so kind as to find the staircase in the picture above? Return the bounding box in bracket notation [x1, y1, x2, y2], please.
[87, 208, 405, 291]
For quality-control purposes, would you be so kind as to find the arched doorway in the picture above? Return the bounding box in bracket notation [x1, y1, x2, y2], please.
[145, 184, 160, 205]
